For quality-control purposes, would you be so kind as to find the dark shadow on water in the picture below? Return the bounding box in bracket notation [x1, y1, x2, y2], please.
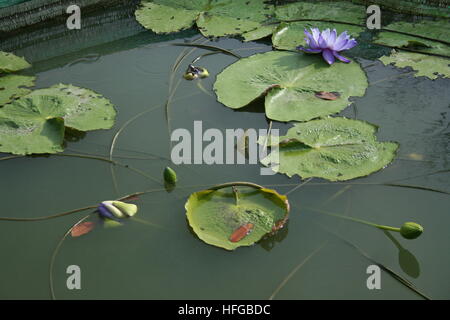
[259, 221, 289, 252]
[64, 127, 86, 143]
[383, 230, 421, 278]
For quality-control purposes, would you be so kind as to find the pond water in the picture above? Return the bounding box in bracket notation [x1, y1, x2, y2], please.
[0, 12, 449, 300]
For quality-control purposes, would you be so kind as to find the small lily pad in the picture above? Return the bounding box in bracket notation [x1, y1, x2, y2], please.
[380, 51, 450, 80]
[261, 117, 399, 181]
[0, 84, 116, 155]
[0, 51, 31, 73]
[214, 51, 367, 122]
[0, 74, 36, 106]
[135, 0, 274, 38]
[185, 186, 289, 250]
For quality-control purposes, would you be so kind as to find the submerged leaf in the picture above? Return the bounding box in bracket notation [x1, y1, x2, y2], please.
[0, 84, 116, 155]
[380, 51, 450, 80]
[71, 221, 95, 237]
[214, 51, 367, 122]
[135, 0, 274, 38]
[185, 186, 289, 250]
[261, 117, 398, 181]
[0, 51, 31, 73]
[0, 74, 35, 106]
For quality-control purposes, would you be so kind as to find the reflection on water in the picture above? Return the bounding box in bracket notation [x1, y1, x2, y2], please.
[384, 231, 421, 279]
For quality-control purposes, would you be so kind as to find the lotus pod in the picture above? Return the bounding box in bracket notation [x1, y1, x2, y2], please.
[163, 166, 177, 184]
[112, 201, 138, 217]
[400, 222, 424, 239]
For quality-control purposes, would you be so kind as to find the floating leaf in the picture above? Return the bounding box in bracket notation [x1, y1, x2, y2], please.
[275, 1, 366, 24]
[242, 25, 277, 42]
[71, 221, 95, 237]
[0, 84, 116, 155]
[272, 21, 364, 51]
[0, 74, 35, 106]
[0, 51, 31, 73]
[380, 51, 450, 80]
[185, 186, 289, 250]
[261, 117, 398, 181]
[135, 0, 274, 38]
[214, 51, 367, 122]
[374, 20, 450, 56]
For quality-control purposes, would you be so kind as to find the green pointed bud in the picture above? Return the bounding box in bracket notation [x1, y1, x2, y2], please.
[400, 222, 423, 239]
[164, 166, 177, 184]
[102, 201, 126, 218]
[112, 201, 138, 217]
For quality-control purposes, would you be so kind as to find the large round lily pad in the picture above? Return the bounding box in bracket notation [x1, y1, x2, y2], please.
[261, 117, 399, 181]
[135, 0, 274, 38]
[0, 51, 31, 73]
[214, 51, 368, 122]
[185, 186, 289, 250]
[272, 21, 364, 51]
[0, 84, 116, 155]
[380, 51, 450, 80]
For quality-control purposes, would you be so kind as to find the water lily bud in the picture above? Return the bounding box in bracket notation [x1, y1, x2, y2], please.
[197, 67, 209, 78]
[97, 203, 116, 220]
[103, 218, 123, 228]
[400, 222, 423, 239]
[164, 166, 177, 184]
[112, 201, 138, 217]
[100, 201, 126, 219]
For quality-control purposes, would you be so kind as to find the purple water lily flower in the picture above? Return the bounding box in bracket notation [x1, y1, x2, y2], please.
[297, 28, 357, 65]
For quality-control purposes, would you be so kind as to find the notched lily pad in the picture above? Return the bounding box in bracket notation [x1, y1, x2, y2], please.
[380, 51, 450, 80]
[185, 186, 289, 250]
[135, 0, 274, 38]
[214, 51, 367, 122]
[261, 117, 399, 181]
[0, 84, 116, 155]
[0, 51, 31, 73]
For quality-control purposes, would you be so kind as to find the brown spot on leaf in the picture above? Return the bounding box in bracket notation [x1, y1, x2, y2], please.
[315, 91, 341, 100]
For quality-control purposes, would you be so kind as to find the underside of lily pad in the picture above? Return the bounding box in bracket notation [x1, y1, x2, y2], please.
[185, 185, 289, 250]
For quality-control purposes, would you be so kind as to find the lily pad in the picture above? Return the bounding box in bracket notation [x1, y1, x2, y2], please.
[135, 0, 274, 37]
[0, 51, 31, 73]
[261, 117, 399, 181]
[380, 51, 450, 80]
[272, 21, 364, 51]
[0, 84, 116, 155]
[275, 1, 366, 24]
[0, 74, 36, 106]
[185, 186, 289, 250]
[374, 20, 450, 56]
[214, 51, 367, 122]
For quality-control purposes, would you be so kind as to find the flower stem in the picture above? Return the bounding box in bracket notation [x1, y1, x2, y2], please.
[207, 181, 265, 191]
[305, 207, 401, 233]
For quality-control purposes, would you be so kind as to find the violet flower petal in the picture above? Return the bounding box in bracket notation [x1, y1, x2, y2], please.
[332, 31, 350, 51]
[322, 49, 335, 65]
[333, 51, 351, 63]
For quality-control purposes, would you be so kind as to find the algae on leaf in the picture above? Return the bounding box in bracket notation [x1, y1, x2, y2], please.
[186, 186, 289, 250]
[0, 84, 116, 155]
[380, 51, 450, 80]
[261, 117, 398, 181]
[214, 51, 367, 122]
[135, 0, 274, 38]
[0, 51, 31, 73]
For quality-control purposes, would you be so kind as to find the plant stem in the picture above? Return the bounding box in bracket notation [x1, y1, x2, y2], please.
[305, 207, 401, 233]
[207, 181, 265, 191]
